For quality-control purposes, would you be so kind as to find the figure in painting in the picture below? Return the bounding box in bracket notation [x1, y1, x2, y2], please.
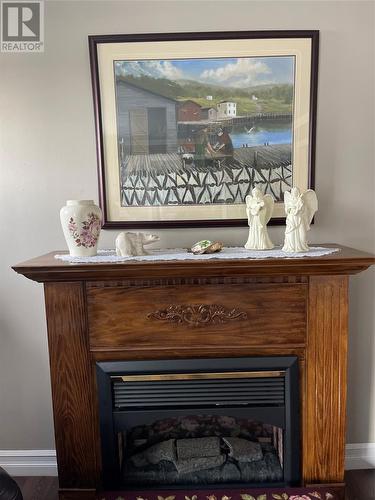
[214, 127, 234, 157]
[195, 127, 215, 155]
[282, 187, 318, 253]
[244, 187, 274, 250]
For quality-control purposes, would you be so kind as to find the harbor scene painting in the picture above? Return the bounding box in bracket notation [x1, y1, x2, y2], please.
[115, 55, 295, 208]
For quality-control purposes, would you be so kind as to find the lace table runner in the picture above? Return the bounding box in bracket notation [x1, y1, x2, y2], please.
[55, 246, 339, 264]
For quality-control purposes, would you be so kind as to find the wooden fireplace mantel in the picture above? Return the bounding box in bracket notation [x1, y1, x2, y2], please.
[13, 245, 375, 500]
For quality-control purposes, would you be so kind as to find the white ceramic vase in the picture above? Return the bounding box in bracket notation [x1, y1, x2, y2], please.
[60, 200, 102, 257]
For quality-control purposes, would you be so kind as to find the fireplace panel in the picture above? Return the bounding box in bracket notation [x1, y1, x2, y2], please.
[96, 356, 300, 490]
[87, 283, 307, 350]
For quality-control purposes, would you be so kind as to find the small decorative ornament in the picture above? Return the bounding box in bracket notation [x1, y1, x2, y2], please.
[244, 187, 274, 250]
[115, 231, 160, 257]
[191, 240, 223, 255]
[60, 200, 102, 257]
[282, 187, 318, 253]
[148, 304, 247, 327]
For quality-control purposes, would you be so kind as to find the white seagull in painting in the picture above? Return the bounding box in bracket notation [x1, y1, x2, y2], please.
[245, 126, 256, 134]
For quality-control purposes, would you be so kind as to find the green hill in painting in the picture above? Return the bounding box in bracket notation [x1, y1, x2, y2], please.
[119, 75, 293, 115]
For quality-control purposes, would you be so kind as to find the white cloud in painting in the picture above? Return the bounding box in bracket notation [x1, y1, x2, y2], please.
[200, 58, 272, 87]
[116, 60, 183, 80]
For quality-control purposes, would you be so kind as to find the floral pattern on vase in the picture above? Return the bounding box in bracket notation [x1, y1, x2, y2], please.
[68, 212, 101, 248]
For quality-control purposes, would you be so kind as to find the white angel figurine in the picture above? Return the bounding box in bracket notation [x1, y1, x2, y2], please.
[282, 187, 318, 253]
[244, 187, 274, 250]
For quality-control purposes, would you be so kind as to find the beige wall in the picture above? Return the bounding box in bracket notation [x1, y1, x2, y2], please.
[0, 0, 374, 451]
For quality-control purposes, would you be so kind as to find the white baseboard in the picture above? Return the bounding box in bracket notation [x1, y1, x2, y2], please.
[345, 443, 375, 470]
[0, 444, 374, 476]
[0, 450, 57, 476]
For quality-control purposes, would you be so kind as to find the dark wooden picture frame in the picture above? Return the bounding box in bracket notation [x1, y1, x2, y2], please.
[89, 30, 319, 229]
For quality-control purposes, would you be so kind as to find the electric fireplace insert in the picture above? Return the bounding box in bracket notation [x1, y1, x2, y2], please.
[96, 356, 300, 489]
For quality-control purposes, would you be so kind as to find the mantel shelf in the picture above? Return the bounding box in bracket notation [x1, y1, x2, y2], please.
[12, 244, 375, 282]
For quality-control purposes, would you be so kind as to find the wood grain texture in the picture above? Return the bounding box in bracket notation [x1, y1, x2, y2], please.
[303, 275, 349, 483]
[44, 282, 100, 489]
[87, 283, 307, 350]
[91, 346, 306, 361]
[86, 275, 309, 288]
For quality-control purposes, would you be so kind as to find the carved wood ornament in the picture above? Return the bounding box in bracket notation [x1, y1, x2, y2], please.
[147, 304, 248, 327]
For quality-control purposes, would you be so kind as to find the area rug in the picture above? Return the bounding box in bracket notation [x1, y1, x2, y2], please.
[97, 487, 341, 500]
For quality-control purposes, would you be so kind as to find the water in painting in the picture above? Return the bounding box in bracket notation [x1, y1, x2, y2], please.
[115, 56, 295, 207]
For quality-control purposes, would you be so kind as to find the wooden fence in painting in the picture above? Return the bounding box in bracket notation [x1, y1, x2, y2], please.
[177, 113, 293, 127]
[222, 113, 292, 127]
[120, 144, 292, 206]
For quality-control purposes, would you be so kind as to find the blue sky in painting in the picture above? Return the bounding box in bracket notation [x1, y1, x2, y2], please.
[115, 56, 294, 88]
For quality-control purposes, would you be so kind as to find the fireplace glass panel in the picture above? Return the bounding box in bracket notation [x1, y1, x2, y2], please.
[96, 356, 300, 489]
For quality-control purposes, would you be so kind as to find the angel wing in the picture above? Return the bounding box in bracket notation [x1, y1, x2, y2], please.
[301, 189, 318, 227]
[262, 194, 274, 224]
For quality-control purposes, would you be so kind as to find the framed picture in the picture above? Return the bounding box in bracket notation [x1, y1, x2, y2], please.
[89, 30, 318, 228]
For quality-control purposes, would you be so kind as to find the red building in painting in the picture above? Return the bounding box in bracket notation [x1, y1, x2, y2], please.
[177, 100, 202, 122]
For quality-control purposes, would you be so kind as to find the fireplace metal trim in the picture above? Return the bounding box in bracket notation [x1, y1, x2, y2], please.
[113, 370, 285, 382]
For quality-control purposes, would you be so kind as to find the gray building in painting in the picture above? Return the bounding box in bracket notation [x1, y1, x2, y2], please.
[116, 78, 178, 155]
[201, 106, 217, 121]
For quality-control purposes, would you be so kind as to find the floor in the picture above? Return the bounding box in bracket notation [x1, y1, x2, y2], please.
[13, 470, 375, 500]
[346, 469, 375, 499]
